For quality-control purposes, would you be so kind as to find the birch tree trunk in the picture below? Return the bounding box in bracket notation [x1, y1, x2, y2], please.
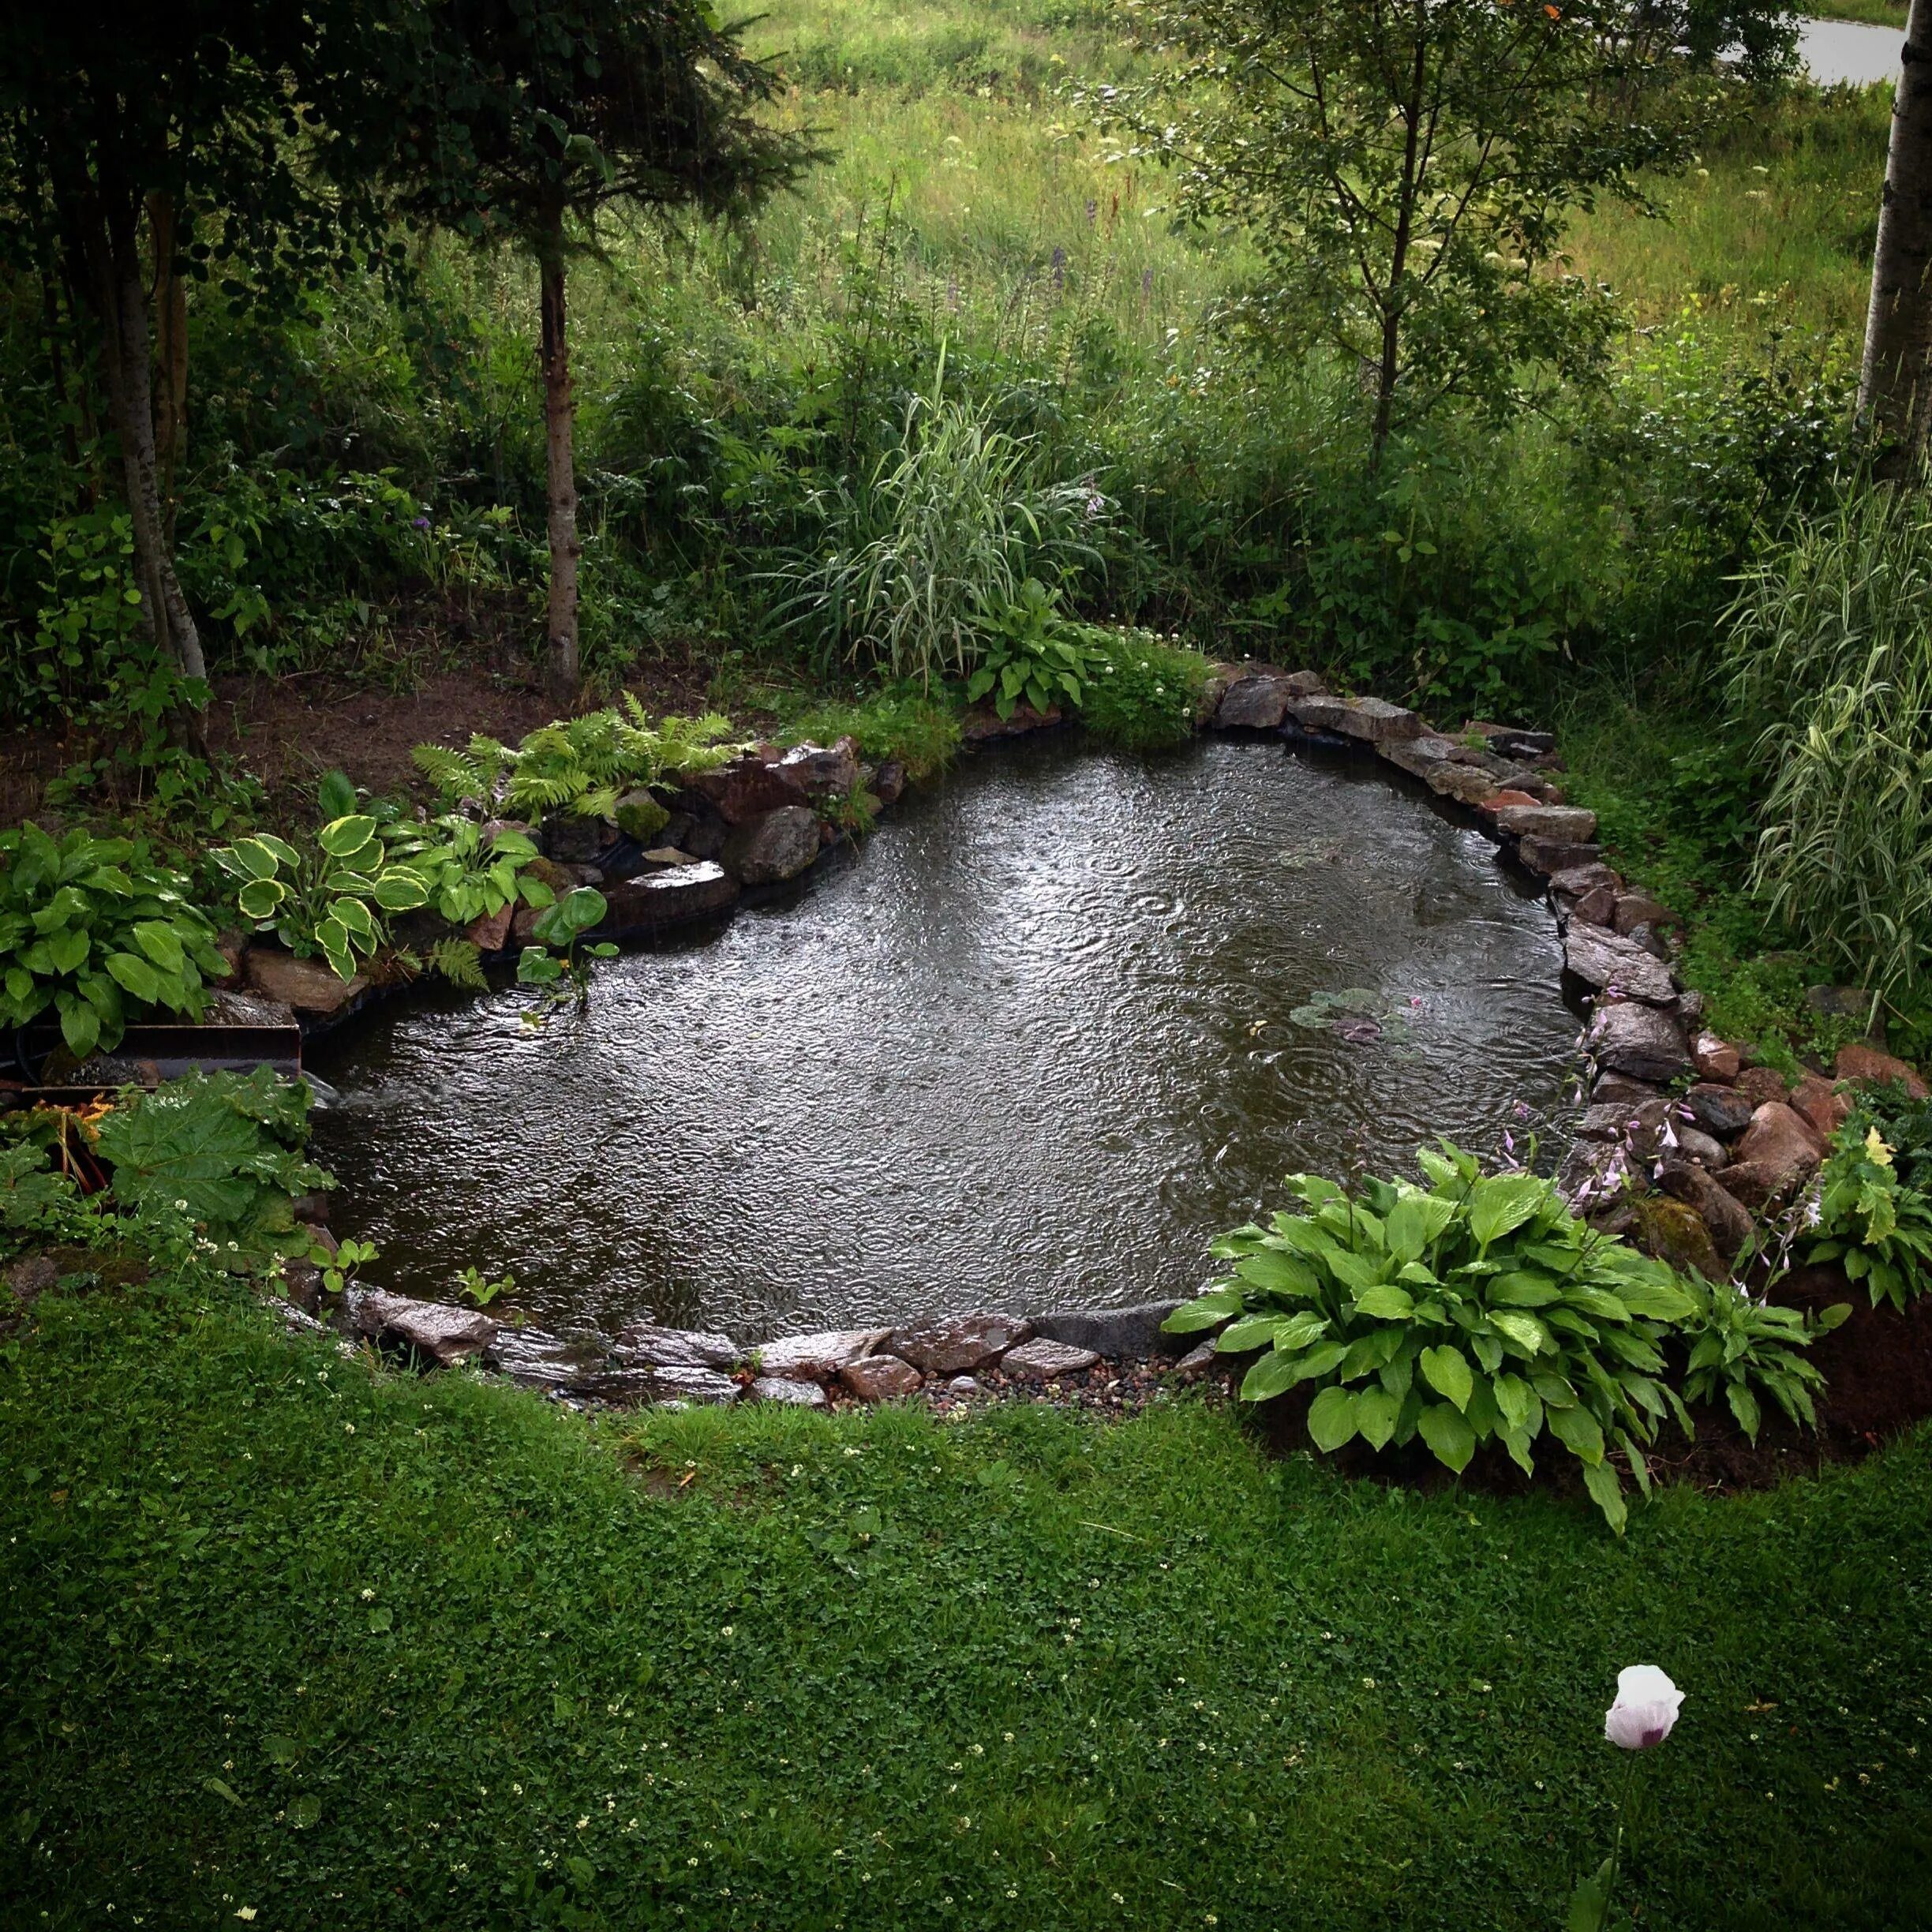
[537, 208, 582, 706]
[1859, 0, 1932, 477]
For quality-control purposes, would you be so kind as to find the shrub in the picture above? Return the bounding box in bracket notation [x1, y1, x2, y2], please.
[0, 826, 227, 1058]
[1802, 1113, 1932, 1312]
[1727, 481, 1932, 1009]
[1164, 1143, 1699, 1530]
[777, 688, 962, 783]
[1078, 626, 1210, 751]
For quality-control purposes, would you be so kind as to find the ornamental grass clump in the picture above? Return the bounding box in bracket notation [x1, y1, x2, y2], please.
[1726, 479, 1932, 1009]
[1165, 1141, 1698, 1530]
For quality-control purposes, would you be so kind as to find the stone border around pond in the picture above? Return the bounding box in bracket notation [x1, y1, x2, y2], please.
[249, 660, 1927, 1405]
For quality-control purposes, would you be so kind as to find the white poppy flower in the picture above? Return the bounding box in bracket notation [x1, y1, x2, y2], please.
[1604, 1665, 1683, 1750]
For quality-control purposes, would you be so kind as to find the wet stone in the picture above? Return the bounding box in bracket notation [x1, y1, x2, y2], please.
[1215, 675, 1294, 731]
[888, 1312, 1032, 1376]
[612, 1322, 741, 1371]
[597, 862, 740, 934]
[1517, 837, 1603, 877]
[1032, 1302, 1187, 1360]
[751, 1375, 827, 1408]
[245, 949, 368, 1018]
[1001, 1338, 1101, 1380]
[1692, 1032, 1743, 1083]
[1683, 1083, 1757, 1139]
[841, 1354, 923, 1402]
[754, 1327, 891, 1381]
[1587, 1002, 1690, 1083]
[1563, 925, 1677, 1006]
[344, 1287, 496, 1367]
[1491, 803, 1600, 844]
[721, 807, 822, 886]
[1836, 1041, 1930, 1101]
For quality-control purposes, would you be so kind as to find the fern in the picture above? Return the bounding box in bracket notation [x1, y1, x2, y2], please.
[413, 743, 494, 805]
[426, 938, 489, 990]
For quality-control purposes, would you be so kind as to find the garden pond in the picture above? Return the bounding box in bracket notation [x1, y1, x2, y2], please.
[309, 735, 1583, 1340]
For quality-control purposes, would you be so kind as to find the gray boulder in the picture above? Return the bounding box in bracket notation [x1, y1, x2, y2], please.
[721, 807, 822, 886]
[1031, 1301, 1187, 1359]
[1563, 924, 1678, 1005]
[1587, 1002, 1690, 1083]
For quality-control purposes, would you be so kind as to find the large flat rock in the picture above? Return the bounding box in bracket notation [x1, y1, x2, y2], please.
[886, 1312, 1031, 1376]
[598, 863, 740, 934]
[1587, 1001, 1690, 1084]
[345, 1287, 496, 1365]
[754, 1327, 893, 1380]
[245, 949, 368, 1017]
[1562, 924, 1678, 1005]
[1030, 1301, 1187, 1359]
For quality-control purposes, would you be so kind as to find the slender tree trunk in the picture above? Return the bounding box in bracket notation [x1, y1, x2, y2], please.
[537, 212, 582, 706]
[1859, 0, 1932, 477]
[147, 193, 189, 545]
[87, 194, 207, 685]
[1369, 13, 1430, 470]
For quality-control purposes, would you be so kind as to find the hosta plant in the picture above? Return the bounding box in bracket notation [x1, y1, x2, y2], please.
[0, 825, 226, 1056]
[1801, 1121, 1932, 1311]
[965, 578, 1106, 721]
[1676, 1275, 1844, 1443]
[1165, 1143, 1698, 1530]
[214, 813, 431, 982]
[378, 816, 551, 928]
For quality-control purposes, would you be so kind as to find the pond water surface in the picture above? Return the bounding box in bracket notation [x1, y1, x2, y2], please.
[309, 736, 1582, 1341]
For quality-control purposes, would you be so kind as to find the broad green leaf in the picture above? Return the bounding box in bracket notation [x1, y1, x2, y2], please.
[57, 995, 99, 1058]
[1215, 1315, 1282, 1354]
[289, 1794, 322, 1830]
[328, 898, 376, 942]
[1488, 1270, 1561, 1307]
[1239, 1350, 1303, 1403]
[1417, 1401, 1476, 1474]
[1162, 1289, 1244, 1334]
[47, 927, 90, 975]
[105, 952, 162, 1004]
[1353, 1283, 1416, 1320]
[1580, 1458, 1627, 1533]
[226, 837, 283, 880]
[255, 833, 301, 868]
[1338, 1327, 1403, 1379]
[1306, 1386, 1358, 1452]
[1354, 1384, 1400, 1451]
[1545, 1402, 1605, 1466]
[1326, 1249, 1385, 1294]
[1567, 1857, 1614, 1932]
[1726, 1380, 1762, 1443]
[1420, 1345, 1473, 1411]
[238, 878, 285, 923]
[1492, 1371, 1537, 1436]
[1469, 1173, 1548, 1247]
[1488, 1309, 1551, 1357]
[1234, 1249, 1317, 1296]
[373, 871, 431, 912]
[132, 920, 185, 974]
[318, 814, 377, 860]
[317, 769, 359, 819]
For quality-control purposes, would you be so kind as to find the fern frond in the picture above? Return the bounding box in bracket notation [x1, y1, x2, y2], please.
[427, 938, 488, 990]
[412, 743, 492, 803]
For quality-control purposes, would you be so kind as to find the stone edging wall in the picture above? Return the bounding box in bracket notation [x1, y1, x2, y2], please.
[256, 661, 1926, 1406]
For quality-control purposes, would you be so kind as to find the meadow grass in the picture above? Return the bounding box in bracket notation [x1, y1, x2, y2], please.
[2, 1273, 1930, 1930]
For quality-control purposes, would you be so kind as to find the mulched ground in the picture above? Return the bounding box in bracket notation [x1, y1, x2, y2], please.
[0, 622, 739, 828]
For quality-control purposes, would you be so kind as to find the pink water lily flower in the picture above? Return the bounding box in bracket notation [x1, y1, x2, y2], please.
[1604, 1665, 1683, 1750]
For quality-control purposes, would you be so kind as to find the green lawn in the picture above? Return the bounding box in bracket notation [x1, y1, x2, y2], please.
[4, 1275, 1930, 1930]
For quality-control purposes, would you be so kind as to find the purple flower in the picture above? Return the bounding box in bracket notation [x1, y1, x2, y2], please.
[414, 516, 431, 530]
[1051, 245, 1067, 292]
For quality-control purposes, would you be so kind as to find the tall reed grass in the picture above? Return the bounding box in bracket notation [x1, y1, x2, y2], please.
[1728, 481, 1932, 1008]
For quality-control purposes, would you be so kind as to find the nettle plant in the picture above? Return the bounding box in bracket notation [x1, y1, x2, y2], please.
[0, 825, 226, 1055]
[1166, 1144, 1698, 1530]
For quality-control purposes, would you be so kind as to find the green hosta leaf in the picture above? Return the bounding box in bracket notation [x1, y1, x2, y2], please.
[1294, 1340, 1350, 1384]
[1417, 1401, 1476, 1474]
[1500, 1425, 1536, 1478]
[1354, 1384, 1400, 1451]
[1239, 1350, 1303, 1403]
[1383, 1188, 1455, 1262]
[132, 920, 185, 974]
[318, 814, 378, 861]
[1271, 1312, 1331, 1353]
[1469, 1174, 1548, 1247]
[57, 994, 99, 1058]
[1305, 1386, 1358, 1452]
[1162, 1288, 1244, 1333]
[46, 927, 89, 975]
[1338, 1326, 1403, 1379]
[1234, 1249, 1318, 1297]
[1215, 1315, 1282, 1354]
[317, 769, 359, 819]
[1492, 1372, 1540, 1437]
[1566, 1286, 1632, 1323]
[1546, 1402, 1606, 1466]
[1726, 1380, 1762, 1443]
[328, 898, 376, 942]
[238, 878, 286, 922]
[1326, 1249, 1386, 1294]
[1488, 1309, 1551, 1357]
[255, 833, 301, 869]
[1488, 1270, 1561, 1307]
[1420, 1345, 1473, 1411]
[1614, 1275, 1697, 1321]
[1581, 1458, 1627, 1533]
[224, 837, 283, 882]
[373, 871, 431, 912]
[1353, 1283, 1416, 1320]
[105, 952, 162, 1004]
